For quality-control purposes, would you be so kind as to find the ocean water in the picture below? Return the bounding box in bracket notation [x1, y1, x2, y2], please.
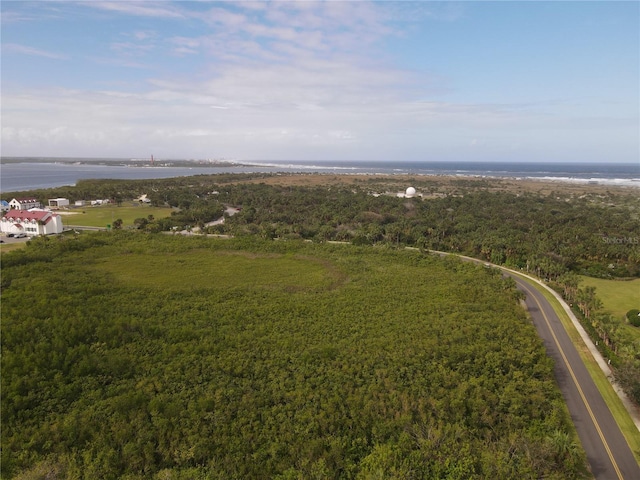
[1, 158, 638, 193]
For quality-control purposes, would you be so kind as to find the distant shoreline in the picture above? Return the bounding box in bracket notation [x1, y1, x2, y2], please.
[233, 172, 640, 197]
[0, 156, 243, 169]
[1, 157, 638, 193]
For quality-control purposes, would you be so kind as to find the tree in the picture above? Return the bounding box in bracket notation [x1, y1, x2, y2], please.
[557, 273, 580, 304]
[133, 218, 149, 230]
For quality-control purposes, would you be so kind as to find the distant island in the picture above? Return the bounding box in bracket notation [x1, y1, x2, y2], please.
[1, 156, 243, 168]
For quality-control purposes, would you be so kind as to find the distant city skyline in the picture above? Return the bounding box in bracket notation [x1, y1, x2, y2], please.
[1, 1, 638, 163]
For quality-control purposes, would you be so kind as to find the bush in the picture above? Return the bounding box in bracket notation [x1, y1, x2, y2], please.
[626, 309, 640, 327]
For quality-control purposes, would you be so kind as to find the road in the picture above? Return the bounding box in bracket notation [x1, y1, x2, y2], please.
[508, 274, 640, 479]
[429, 250, 639, 478]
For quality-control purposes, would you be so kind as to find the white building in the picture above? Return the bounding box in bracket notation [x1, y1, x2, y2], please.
[1, 209, 64, 236]
[9, 197, 40, 210]
[49, 198, 70, 208]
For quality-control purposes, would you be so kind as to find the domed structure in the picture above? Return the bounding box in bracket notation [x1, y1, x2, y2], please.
[405, 187, 416, 198]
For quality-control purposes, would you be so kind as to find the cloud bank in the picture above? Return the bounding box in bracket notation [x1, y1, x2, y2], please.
[1, 1, 637, 162]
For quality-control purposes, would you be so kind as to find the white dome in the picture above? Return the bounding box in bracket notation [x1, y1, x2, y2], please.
[405, 187, 416, 197]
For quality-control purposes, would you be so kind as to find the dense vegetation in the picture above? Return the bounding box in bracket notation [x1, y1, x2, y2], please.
[2, 233, 588, 479]
[212, 184, 639, 279]
[12, 174, 638, 278]
[8, 175, 639, 408]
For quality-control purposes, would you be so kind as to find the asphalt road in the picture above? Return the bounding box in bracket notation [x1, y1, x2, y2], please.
[0, 234, 30, 245]
[428, 250, 639, 478]
[506, 272, 640, 479]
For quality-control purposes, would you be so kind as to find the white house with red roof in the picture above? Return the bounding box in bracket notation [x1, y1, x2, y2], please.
[1, 209, 63, 236]
[9, 197, 40, 210]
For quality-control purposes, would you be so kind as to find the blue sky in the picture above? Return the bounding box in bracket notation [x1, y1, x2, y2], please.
[1, 1, 638, 163]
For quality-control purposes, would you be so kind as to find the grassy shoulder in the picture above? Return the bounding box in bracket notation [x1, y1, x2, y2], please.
[514, 273, 640, 462]
[60, 204, 175, 228]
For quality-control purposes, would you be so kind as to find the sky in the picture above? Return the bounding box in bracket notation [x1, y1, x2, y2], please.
[1, 0, 638, 163]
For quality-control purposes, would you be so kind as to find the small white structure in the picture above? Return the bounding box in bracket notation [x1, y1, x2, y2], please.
[1, 209, 64, 236]
[9, 197, 40, 210]
[135, 194, 151, 203]
[49, 198, 70, 208]
[75, 200, 86, 207]
[405, 187, 417, 198]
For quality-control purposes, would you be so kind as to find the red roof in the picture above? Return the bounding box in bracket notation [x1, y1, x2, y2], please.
[3, 209, 56, 224]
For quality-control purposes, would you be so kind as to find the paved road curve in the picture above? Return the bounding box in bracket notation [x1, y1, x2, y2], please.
[429, 250, 639, 478]
[507, 272, 640, 479]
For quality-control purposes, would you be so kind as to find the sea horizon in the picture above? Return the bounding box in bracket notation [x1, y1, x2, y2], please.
[1, 157, 639, 193]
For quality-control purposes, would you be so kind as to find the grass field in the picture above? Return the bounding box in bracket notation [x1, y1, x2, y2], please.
[61, 204, 175, 228]
[98, 249, 344, 292]
[579, 276, 640, 320]
[580, 276, 640, 343]
[0, 242, 24, 253]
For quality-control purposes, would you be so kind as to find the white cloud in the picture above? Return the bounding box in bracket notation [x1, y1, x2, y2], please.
[2, 43, 69, 60]
[203, 6, 247, 29]
[3, 78, 585, 161]
[132, 30, 156, 41]
[110, 41, 154, 56]
[87, 1, 185, 19]
[3, 1, 635, 162]
[87, 55, 150, 69]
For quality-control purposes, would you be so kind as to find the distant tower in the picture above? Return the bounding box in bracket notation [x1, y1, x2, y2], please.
[151, 154, 154, 166]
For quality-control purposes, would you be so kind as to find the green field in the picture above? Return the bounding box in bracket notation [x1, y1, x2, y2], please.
[0, 242, 24, 253]
[1, 234, 589, 479]
[61, 204, 175, 228]
[579, 276, 640, 320]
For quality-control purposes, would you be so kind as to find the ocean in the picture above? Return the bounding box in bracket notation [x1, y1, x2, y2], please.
[1, 158, 638, 193]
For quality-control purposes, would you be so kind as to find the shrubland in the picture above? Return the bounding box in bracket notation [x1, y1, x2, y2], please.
[2, 233, 589, 479]
[7, 174, 640, 409]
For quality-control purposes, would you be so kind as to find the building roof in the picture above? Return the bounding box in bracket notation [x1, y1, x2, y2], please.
[12, 197, 39, 203]
[3, 209, 57, 224]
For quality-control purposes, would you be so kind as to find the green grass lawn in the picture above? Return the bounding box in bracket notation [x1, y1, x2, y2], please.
[61, 204, 175, 228]
[579, 276, 640, 320]
[580, 276, 640, 341]
[98, 249, 344, 292]
[0, 242, 25, 253]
